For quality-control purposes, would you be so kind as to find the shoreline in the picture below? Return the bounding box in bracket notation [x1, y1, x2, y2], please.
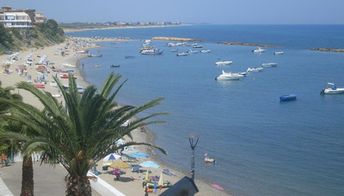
[63, 24, 186, 33]
[0, 38, 230, 195]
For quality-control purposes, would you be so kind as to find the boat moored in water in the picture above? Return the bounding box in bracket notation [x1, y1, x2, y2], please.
[215, 70, 245, 81]
[140, 47, 163, 55]
[261, 62, 278, 67]
[252, 47, 266, 53]
[204, 153, 216, 164]
[176, 52, 189, 56]
[321, 83, 344, 95]
[280, 94, 297, 102]
[215, 60, 233, 66]
[247, 67, 264, 72]
[274, 51, 284, 55]
[200, 49, 211, 53]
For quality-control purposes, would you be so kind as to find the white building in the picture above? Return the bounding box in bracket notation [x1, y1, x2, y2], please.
[0, 11, 32, 28]
[34, 12, 47, 24]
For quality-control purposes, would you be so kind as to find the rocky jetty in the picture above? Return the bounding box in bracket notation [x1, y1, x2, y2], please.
[152, 36, 197, 42]
[311, 48, 344, 53]
[222, 41, 274, 48]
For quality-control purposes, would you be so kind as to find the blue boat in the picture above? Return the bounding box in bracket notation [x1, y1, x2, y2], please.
[280, 94, 297, 102]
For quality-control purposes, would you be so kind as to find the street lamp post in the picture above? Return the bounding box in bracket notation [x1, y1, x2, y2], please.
[189, 135, 199, 180]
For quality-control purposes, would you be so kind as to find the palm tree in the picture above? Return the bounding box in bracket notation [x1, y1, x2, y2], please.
[0, 81, 35, 196]
[0, 121, 36, 196]
[0, 73, 166, 196]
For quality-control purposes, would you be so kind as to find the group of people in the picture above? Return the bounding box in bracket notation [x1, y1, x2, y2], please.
[1, 153, 9, 167]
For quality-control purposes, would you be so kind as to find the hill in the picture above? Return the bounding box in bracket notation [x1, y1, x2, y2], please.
[0, 19, 65, 55]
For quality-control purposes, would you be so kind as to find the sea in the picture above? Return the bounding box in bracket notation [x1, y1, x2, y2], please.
[68, 25, 344, 196]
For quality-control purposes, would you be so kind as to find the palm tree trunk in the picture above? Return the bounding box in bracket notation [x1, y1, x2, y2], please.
[66, 175, 92, 196]
[21, 155, 34, 196]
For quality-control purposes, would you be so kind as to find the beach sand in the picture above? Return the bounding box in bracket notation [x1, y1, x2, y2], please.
[0, 38, 230, 196]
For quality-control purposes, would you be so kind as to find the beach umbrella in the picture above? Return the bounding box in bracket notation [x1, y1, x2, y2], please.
[158, 172, 164, 187]
[109, 160, 130, 169]
[145, 170, 149, 181]
[103, 153, 121, 162]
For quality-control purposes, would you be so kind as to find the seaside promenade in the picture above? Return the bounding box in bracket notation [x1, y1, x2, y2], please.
[0, 161, 101, 196]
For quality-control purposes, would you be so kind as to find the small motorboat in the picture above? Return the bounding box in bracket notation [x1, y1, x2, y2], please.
[321, 83, 344, 95]
[110, 64, 120, 68]
[247, 67, 264, 72]
[215, 60, 233, 66]
[200, 49, 211, 53]
[252, 47, 266, 53]
[167, 42, 177, 47]
[204, 153, 216, 164]
[192, 44, 203, 48]
[261, 62, 278, 68]
[140, 48, 163, 55]
[215, 70, 244, 81]
[274, 51, 284, 55]
[187, 49, 199, 54]
[176, 52, 189, 56]
[280, 94, 297, 102]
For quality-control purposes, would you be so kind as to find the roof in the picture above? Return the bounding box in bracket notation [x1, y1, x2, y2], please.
[159, 176, 199, 196]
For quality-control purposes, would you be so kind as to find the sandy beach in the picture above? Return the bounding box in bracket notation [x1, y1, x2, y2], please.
[0, 38, 230, 196]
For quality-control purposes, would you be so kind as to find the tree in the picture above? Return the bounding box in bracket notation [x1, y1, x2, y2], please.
[0, 73, 166, 195]
[0, 81, 34, 196]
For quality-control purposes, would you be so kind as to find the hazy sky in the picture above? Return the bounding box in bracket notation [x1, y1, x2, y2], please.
[1, 0, 344, 24]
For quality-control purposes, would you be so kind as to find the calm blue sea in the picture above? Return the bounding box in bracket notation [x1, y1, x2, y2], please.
[69, 25, 344, 196]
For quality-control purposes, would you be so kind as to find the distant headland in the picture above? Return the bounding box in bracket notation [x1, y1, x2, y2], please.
[311, 48, 344, 53]
[61, 21, 182, 32]
[222, 41, 275, 48]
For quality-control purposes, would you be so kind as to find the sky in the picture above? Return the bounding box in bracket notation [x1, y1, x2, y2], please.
[1, 0, 344, 24]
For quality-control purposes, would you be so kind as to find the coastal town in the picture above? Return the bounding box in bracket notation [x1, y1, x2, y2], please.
[1, 1, 344, 196]
[0, 6, 226, 196]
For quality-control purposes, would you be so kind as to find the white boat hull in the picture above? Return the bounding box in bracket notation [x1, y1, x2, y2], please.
[261, 63, 278, 67]
[215, 61, 233, 66]
[322, 88, 344, 94]
[216, 70, 244, 81]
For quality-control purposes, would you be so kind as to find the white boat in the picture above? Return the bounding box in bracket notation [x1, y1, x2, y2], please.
[187, 49, 199, 54]
[144, 39, 151, 44]
[261, 62, 278, 67]
[247, 67, 264, 72]
[204, 153, 216, 164]
[274, 51, 284, 55]
[215, 70, 244, 81]
[321, 83, 344, 95]
[140, 48, 163, 55]
[215, 60, 233, 66]
[200, 49, 211, 53]
[167, 42, 177, 47]
[176, 52, 189, 56]
[252, 47, 266, 53]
